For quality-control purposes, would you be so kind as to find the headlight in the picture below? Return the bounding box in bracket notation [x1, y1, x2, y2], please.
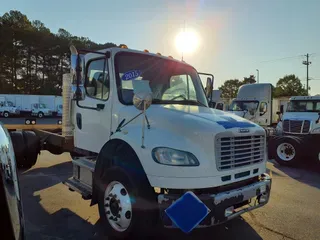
[152, 147, 199, 166]
[312, 127, 320, 133]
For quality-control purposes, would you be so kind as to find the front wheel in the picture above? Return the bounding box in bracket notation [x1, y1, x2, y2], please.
[37, 112, 44, 118]
[274, 138, 301, 167]
[98, 167, 158, 239]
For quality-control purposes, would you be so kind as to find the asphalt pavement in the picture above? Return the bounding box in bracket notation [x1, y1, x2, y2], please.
[0, 117, 61, 125]
[18, 151, 320, 240]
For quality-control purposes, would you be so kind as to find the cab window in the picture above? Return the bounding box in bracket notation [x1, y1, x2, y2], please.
[85, 58, 109, 100]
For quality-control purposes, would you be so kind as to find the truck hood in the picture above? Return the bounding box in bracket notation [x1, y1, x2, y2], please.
[283, 112, 320, 122]
[118, 104, 263, 134]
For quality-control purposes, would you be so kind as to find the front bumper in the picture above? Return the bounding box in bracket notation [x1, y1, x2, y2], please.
[158, 173, 271, 229]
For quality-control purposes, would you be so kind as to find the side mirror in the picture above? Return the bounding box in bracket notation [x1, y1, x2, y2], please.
[132, 80, 153, 111]
[70, 45, 85, 101]
[216, 103, 224, 110]
[133, 92, 153, 111]
[280, 105, 284, 114]
[205, 77, 213, 99]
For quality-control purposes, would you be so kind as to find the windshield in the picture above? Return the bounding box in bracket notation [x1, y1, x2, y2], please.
[287, 100, 320, 112]
[115, 52, 208, 107]
[229, 100, 259, 112]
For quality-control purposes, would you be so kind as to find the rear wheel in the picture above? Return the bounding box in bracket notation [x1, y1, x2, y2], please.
[274, 137, 301, 167]
[3, 111, 9, 118]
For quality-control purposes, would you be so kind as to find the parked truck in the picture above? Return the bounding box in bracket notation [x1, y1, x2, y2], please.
[0, 94, 60, 118]
[269, 96, 320, 166]
[227, 83, 290, 135]
[6, 45, 271, 238]
[0, 97, 20, 118]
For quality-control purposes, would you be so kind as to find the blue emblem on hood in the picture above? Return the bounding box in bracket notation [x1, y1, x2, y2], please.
[217, 116, 256, 129]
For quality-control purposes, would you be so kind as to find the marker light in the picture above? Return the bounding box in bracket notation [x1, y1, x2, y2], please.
[157, 52, 162, 56]
[121, 45, 128, 49]
[168, 56, 173, 59]
[144, 49, 149, 53]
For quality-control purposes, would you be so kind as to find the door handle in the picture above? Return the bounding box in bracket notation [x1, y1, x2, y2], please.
[97, 104, 105, 111]
[76, 113, 82, 129]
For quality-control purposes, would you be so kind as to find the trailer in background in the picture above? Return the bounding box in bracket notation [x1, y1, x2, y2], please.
[0, 94, 62, 118]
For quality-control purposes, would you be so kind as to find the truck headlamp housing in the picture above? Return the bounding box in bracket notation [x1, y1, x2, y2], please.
[312, 127, 320, 133]
[152, 147, 199, 166]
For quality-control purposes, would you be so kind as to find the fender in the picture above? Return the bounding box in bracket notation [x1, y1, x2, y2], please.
[90, 137, 146, 206]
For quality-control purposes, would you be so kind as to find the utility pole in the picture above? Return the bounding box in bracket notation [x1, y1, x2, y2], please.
[303, 54, 311, 95]
[256, 69, 259, 83]
[181, 20, 186, 61]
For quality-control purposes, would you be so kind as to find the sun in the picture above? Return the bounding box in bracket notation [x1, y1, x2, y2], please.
[175, 30, 199, 54]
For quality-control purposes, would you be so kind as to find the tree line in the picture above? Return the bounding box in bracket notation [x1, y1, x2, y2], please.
[219, 74, 308, 99]
[0, 10, 118, 95]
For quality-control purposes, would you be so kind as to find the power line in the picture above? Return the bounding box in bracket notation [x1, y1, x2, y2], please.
[259, 54, 303, 64]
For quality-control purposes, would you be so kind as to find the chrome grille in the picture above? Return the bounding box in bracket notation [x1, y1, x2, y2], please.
[283, 120, 310, 134]
[215, 134, 265, 171]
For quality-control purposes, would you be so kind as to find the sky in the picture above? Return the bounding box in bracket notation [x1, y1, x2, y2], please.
[1, 0, 320, 95]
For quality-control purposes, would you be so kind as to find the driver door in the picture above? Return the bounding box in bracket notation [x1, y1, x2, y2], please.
[73, 56, 113, 153]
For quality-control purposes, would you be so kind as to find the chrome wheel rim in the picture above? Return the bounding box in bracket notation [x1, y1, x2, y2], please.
[104, 181, 132, 232]
[277, 143, 295, 161]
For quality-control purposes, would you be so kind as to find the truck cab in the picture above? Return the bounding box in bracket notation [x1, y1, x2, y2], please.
[228, 83, 273, 127]
[31, 103, 52, 118]
[0, 98, 20, 118]
[270, 96, 320, 166]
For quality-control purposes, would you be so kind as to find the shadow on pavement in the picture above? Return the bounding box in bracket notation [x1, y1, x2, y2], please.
[271, 160, 320, 190]
[19, 161, 72, 192]
[94, 216, 262, 240]
[19, 161, 99, 240]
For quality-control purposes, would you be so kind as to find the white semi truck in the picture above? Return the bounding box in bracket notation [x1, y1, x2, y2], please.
[0, 97, 20, 118]
[227, 83, 289, 135]
[269, 96, 320, 166]
[7, 45, 271, 238]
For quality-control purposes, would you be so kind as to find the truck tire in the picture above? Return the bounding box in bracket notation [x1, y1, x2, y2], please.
[9, 131, 26, 168]
[3, 111, 9, 118]
[274, 137, 301, 167]
[97, 149, 158, 238]
[22, 131, 40, 168]
[37, 112, 44, 118]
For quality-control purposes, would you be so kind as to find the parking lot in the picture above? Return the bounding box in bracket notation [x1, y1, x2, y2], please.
[19, 151, 320, 240]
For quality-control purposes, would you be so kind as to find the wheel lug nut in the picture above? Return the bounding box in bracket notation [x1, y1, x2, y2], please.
[125, 211, 131, 219]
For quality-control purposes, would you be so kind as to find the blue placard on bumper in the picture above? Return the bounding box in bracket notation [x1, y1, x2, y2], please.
[165, 191, 211, 233]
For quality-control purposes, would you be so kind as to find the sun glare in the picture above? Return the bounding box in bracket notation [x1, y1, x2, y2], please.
[175, 30, 199, 54]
